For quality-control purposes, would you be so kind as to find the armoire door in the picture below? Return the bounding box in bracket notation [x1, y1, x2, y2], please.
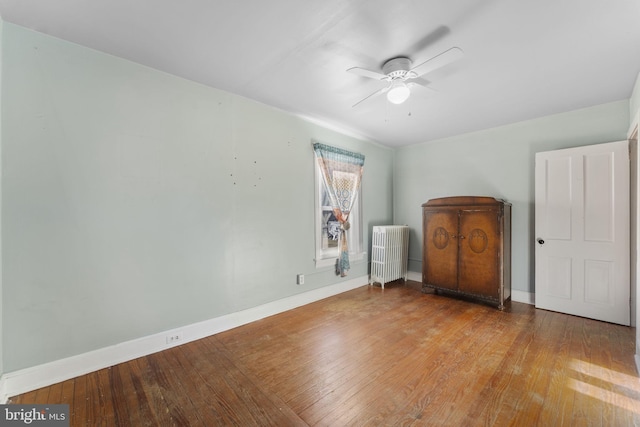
[423, 210, 458, 291]
[458, 209, 500, 298]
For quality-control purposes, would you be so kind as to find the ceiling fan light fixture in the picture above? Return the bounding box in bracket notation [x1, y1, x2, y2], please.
[387, 81, 411, 104]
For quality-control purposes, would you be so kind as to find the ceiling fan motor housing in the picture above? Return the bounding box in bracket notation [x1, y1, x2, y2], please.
[382, 57, 413, 80]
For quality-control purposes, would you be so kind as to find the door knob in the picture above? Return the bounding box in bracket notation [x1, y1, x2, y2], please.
[537, 238, 545, 245]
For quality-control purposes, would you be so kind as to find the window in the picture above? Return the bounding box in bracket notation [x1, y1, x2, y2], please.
[315, 164, 364, 268]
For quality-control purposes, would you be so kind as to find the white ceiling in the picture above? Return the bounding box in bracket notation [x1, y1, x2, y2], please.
[1, 0, 639, 147]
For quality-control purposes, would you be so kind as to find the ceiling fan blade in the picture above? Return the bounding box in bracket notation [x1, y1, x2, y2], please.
[352, 85, 390, 108]
[409, 47, 463, 78]
[347, 67, 389, 81]
[407, 77, 433, 87]
[407, 81, 438, 95]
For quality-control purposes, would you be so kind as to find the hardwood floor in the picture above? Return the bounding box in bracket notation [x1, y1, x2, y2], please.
[9, 281, 640, 426]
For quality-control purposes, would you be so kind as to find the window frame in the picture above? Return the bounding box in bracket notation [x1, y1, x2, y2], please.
[314, 163, 364, 268]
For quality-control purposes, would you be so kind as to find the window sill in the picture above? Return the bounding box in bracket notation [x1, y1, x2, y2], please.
[314, 251, 366, 269]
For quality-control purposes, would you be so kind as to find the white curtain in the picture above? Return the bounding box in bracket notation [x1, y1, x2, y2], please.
[313, 142, 365, 276]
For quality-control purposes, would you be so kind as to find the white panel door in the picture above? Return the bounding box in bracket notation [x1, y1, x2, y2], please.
[535, 141, 630, 325]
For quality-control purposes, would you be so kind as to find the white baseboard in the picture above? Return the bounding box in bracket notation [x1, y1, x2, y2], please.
[0, 376, 6, 405]
[0, 273, 538, 402]
[511, 290, 535, 305]
[636, 354, 640, 376]
[407, 271, 421, 282]
[407, 271, 535, 306]
[0, 275, 367, 403]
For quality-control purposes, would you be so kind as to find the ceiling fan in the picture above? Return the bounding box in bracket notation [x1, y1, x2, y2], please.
[347, 47, 463, 107]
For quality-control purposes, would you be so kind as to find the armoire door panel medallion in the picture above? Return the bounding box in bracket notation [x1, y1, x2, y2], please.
[433, 227, 450, 249]
[468, 229, 488, 253]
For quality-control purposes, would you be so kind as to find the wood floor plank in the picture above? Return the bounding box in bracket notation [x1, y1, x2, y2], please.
[537, 312, 580, 427]
[32, 381, 51, 404]
[9, 389, 37, 404]
[71, 374, 88, 426]
[294, 298, 476, 423]
[383, 303, 515, 425]
[7, 282, 640, 426]
[503, 310, 569, 426]
[59, 378, 76, 407]
[314, 298, 519, 425]
[85, 372, 101, 426]
[587, 319, 640, 426]
[137, 354, 198, 426]
[422, 306, 527, 426]
[454, 305, 566, 426]
[86, 369, 116, 427]
[284, 299, 458, 413]
[197, 336, 308, 426]
[172, 342, 248, 425]
[126, 358, 163, 426]
[107, 365, 134, 427]
[45, 380, 63, 405]
[605, 321, 640, 424]
[571, 317, 602, 426]
[145, 351, 202, 426]
[218, 284, 426, 408]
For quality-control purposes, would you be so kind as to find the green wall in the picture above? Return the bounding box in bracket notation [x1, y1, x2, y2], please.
[1, 23, 393, 371]
[394, 100, 630, 295]
[1, 20, 635, 375]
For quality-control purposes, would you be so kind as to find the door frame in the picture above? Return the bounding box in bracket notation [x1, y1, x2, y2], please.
[628, 115, 639, 374]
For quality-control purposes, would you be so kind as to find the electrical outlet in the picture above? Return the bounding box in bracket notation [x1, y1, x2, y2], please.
[166, 332, 183, 345]
[297, 274, 304, 285]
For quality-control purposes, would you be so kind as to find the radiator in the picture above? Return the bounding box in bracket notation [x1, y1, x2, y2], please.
[370, 225, 409, 289]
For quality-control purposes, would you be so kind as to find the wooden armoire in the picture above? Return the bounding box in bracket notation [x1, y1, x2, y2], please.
[422, 196, 511, 309]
